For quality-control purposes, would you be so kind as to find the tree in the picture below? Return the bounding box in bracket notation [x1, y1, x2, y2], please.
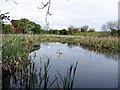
[68, 25, 74, 34]
[18, 18, 35, 33]
[3, 24, 15, 34]
[59, 29, 68, 35]
[88, 28, 95, 32]
[81, 25, 89, 32]
[30, 22, 42, 34]
[11, 18, 42, 34]
[11, 19, 32, 33]
[49, 29, 53, 34]
[53, 30, 59, 34]
[68, 25, 80, 34]
[101, 21, 119, 36]
[48, 29, 59, 34]
[101, 21, 119, 31]
[101, 24, 108, 32]
[73, 27, 80, 33]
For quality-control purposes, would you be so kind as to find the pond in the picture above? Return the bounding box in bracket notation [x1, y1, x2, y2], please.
[29, 42, 118, 88]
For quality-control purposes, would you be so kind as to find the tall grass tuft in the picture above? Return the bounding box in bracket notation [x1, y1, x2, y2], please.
[57, 61, 78, 90]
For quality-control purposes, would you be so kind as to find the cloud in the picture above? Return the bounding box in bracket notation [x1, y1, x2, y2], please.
[0, 0, 118, 30]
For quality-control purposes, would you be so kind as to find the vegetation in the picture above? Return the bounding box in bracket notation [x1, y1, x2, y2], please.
[88, 28, 95, 32]
[57, 61, 78, 89]
[80, 25, 89, 32]
[101, 20, 119, 36]
[2, 34, 79, 89]
[1, 11, 119, 89]
[2, 18, 119, 37]
[1, 0, 119, 89]
[2, 24, 15, 34]
[2, 33, 119, 89]
[2, 18, 44, 34]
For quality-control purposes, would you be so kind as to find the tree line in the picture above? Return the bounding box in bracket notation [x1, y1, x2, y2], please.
[48, 25, 95, 35]
[2, 18, 95, 34]
[2, 18, 119, 36]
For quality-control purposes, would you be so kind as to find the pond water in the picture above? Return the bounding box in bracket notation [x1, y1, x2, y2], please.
[29, 42, 118, 88]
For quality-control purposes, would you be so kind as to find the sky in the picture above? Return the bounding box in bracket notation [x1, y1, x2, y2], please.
[0, 0, 119, 30]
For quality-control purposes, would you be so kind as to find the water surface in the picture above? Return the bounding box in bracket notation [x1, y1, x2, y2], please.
[30, 42, 118, 88]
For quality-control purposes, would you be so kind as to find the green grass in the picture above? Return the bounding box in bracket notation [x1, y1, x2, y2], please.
[2, 34, 80, 89]
[72, 31, 111, 37]
[2, 34, 119, 89]
[2, 34, 119, 59]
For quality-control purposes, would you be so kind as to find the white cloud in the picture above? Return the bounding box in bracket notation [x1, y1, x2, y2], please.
[0, 0, 119, 30]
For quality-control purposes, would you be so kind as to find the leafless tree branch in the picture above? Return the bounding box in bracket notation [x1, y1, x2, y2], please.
[0, 12, 10, 21]
[6, 0, 18, 4]
[37, 0, 52, 30]
[11, 0, 18, 4]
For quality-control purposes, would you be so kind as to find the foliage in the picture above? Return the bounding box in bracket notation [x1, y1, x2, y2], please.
[80, 25, 89, 32]
[3, 18, 43, 34]
[101, 21, 119, 36]
[2, 34, 80, 89]
[2, 34, 119, 89]
[49, 29, 59, 34]
[111, 29, 119, 36]
[31, 23, 43, 34]
[68, 25, 80, 35]
[59, 29, 68, 35]
[68, 25, 75, 35]
[57, 61, 78, 89]
[48, 29, 69, 35]
[2, 24, 15, 34]
[88, 28, 95, 32]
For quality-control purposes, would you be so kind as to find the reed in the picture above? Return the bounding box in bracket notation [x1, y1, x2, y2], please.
[57, 61, 78, 90]
[2, 34, 118, 89]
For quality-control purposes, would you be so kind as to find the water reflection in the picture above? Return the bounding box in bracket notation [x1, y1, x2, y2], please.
[29, 42, 118, 88]
[64, 42, 118, 61]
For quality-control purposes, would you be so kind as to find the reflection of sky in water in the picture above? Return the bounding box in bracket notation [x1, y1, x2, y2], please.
[29, 42, 118, 88]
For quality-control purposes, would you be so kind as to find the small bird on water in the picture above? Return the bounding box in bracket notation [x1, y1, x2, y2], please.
[56, 50, 63, 55]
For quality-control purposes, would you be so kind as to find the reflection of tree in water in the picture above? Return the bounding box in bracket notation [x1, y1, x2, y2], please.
[42, 42, 50, 47]
[67, 42, 78, 49]
[66, 42, 118, 61]
[32, 42, 118, 61]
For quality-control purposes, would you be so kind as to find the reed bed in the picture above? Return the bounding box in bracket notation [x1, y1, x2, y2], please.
[2, 34, 119, 89]
[4, 34, 118, 51]
[2, 34, 119, 63]
[2, 34, 80, 89]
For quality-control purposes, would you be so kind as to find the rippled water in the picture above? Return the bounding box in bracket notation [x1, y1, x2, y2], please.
[30, 42, 118, 88]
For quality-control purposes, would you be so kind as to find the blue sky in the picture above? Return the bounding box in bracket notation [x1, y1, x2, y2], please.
[0, 0, 119, 30]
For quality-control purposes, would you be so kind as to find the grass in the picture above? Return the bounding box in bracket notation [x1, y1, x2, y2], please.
[2, 34, 119, 89]
[72, 31, 111, 37]
[2, 34, 119, 68]
[57, 61, 78, 90]
[2, 34, 80, 89]
[22, 34, 119, 51]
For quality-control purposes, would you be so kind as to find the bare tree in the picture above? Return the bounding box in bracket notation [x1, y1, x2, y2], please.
[101, 21, 119, 31]
[101, 24, 108, 31]
[0, 12, 10, 21]
[6, 0, 18, 4]
[2, 0, 69, 30]
[81, 25, 89, 32]
[37, 0, 52, 30]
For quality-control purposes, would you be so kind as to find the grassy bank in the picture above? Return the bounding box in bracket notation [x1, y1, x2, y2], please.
[2, 34, 80, 89]
[2, 34, 119, 89]
[3, 34, 119, 51]
[70, 32, 111, 37]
